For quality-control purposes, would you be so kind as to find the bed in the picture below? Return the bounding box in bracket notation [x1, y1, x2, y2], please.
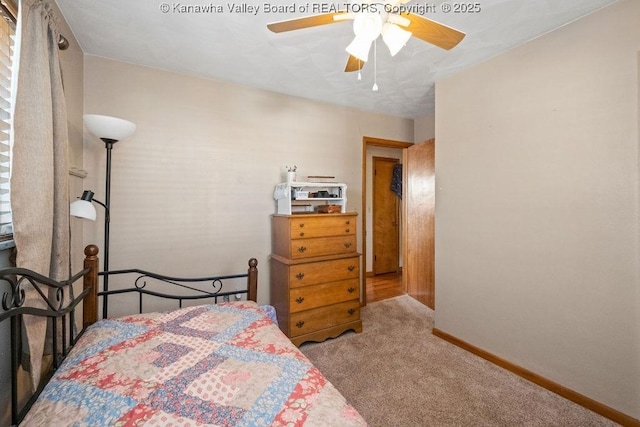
[0, 245, 367, 426]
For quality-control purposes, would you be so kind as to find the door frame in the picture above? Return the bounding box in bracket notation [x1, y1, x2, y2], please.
[361, 136, 413, 306]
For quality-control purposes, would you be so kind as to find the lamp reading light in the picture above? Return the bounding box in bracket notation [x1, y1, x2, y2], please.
[70, 190, 98, 220]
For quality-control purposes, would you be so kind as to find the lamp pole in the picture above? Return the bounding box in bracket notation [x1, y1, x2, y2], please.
[101, 138, 116, 319]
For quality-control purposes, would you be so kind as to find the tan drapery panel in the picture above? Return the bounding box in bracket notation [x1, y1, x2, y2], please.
[10, 0, 70, 389]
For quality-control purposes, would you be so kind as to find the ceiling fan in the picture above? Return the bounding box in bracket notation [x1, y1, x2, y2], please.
[267, 0, 466, 72]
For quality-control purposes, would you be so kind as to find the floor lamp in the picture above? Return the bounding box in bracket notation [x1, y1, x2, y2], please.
[70, 114, 136, 319]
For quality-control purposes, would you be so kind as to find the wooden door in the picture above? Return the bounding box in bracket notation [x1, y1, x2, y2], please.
[373, 157, 400, 275]
[404, 139, 435, 308]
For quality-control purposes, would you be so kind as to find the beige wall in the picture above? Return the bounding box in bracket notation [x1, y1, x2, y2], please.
[55, 1, 85, 280]
[82, 55, 413, 312]
[414, 114, 435, 143]
[435, 0, 639, 419]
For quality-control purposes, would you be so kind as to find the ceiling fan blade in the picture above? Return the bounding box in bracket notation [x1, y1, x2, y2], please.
[345, 55, 365, 72]
[403, 13, 465, 50]
[267, 11, 348, 32]
[333, 12, 357, 22]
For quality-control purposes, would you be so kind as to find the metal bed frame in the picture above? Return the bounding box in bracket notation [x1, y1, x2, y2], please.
[0, 244, 258, 426]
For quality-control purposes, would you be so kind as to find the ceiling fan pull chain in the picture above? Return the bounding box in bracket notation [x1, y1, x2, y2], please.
[372, 39, 379, 91]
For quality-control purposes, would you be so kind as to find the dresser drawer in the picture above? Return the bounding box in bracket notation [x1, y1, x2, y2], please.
[289, 300, 360, 337]
[290, 235, 356, 259]
[290, 279, 359, 313]
[288, 256, 359, 288]
[290, 216, 356, 239]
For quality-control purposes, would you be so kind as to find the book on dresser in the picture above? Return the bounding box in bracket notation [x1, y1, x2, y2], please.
[270, 212, 362, 346]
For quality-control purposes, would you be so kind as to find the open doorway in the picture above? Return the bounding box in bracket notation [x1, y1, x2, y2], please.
[362, 136, 436, 308]
[362, 137, 412, 305]
[368, 155, 402, 303]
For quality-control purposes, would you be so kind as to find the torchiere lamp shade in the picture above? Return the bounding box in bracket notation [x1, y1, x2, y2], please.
[83, 114, 136, 141]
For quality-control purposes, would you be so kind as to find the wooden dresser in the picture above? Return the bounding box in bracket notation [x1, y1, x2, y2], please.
[270, 212, 362, 346]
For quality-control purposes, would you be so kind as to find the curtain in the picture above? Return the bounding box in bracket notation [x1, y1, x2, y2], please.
[10, 0, 70, 389]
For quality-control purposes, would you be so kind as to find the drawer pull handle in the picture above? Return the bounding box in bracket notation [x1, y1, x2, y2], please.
[347, 287, 356, 293]
[345, 220, 350, 225]
[296, 321, 305, 328]
[299, 223, 305, 228]
[348, 308, 356, 316]
[344, 242, 352, 248]
[299, 232, 305, 237]
[296, 296, 305, 304]
[298, 246, 307, 253]
[345, 229, 350, 233]
[296, 272, 305, 280]
[347, 265, 355, 272]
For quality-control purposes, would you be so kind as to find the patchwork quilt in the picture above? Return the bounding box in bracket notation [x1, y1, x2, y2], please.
[22, 302, 367, 426]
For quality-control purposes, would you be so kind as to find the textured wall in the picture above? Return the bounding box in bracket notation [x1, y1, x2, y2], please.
[435, 0, 639, 418]
[55, 0, 85, 283]
[82, 55, 414, 309]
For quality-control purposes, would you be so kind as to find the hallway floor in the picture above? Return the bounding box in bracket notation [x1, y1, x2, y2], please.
[366, 272, 404, 303]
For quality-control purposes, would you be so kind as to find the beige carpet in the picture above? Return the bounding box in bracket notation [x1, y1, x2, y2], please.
[299, 295, 618, 427]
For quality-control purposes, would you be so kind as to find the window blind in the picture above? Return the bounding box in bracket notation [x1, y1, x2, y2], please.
[0, 10, 14, 240]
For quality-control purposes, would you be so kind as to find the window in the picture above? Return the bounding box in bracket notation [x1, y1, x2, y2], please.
[0, 2, 15, 241]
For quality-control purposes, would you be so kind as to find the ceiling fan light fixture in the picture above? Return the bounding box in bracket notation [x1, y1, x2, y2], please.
[381, 22, 412, 56]
[352, 12, 383, 41]
[346, 36, 372, 62]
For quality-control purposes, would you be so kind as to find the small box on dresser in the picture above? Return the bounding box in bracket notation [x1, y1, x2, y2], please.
[270, 212, 362, 346]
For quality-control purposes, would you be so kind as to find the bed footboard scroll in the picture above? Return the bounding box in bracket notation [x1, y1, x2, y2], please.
[0, 255, 96, 426]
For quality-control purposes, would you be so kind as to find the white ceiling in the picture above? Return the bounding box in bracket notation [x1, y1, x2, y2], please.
[54, 0, 616, 119]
